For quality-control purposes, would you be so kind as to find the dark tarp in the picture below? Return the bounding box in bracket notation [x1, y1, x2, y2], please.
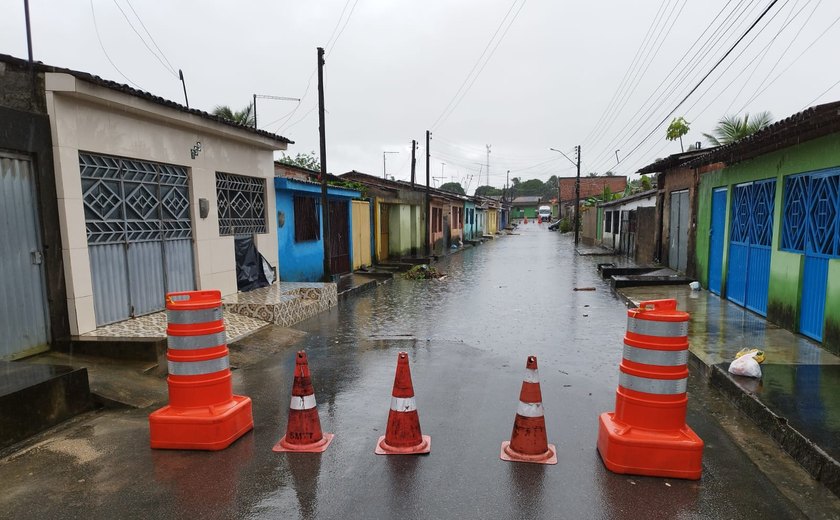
[234, 236, 274, 292]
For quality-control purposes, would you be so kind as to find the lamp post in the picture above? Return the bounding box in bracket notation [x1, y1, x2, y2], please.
[549, 146, 582, 247]
[383, 151, 399, 179]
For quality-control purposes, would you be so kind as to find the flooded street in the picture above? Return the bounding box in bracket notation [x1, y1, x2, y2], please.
[0, 225, 819, 519]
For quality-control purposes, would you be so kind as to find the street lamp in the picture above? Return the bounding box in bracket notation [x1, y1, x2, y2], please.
[549, 146, 582, 247]
[383, 151, 399, 179]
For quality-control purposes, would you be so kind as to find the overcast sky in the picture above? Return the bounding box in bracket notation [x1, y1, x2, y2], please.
[3, 1, 840, 193]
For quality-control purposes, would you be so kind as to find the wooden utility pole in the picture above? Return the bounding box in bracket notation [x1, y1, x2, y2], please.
[317, 47, 332, 281]
[425, 130, 431, 257]
[574, 145, 581, 248]
[410, 139, 417, 187]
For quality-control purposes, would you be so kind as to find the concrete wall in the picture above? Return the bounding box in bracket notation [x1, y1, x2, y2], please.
[696, 133, 840, 353]
[635, 206, 657, 265]
[275, 185, 324, 282]
[46, 73, 283, 334]
[600, 196, 655, 250]
[580, 207, 597, 245]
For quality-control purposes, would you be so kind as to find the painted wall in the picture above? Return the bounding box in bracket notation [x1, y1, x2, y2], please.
[47, 73, 284, 334]
[696, 133, 840, 352]
[352, 200, 372, 269]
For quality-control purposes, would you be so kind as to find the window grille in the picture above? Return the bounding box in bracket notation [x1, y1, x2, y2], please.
[782, 171, 840, 257]
[294, 195, 320, 242]
[215, 172, 266, 236]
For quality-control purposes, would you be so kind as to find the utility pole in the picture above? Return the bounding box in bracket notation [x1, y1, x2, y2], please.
[486, 144, 491, 188]
[383, 151, 399, 179]
[23, 0, 35, 106]
[575, 145, 581, 248]
[317, 47, 331, 281]
[410, 139, 417, 187]
[253, 93, 257, 128]
[425, 130, 431, 257]
[179, 69, 189, 108]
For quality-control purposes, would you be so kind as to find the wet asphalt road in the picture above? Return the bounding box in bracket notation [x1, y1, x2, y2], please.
[0, 224, 809, 519]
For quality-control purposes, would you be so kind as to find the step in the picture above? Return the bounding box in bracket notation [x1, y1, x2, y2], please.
[599, 266, 660, 279]
[610, 274, 692, 288]
[55, 336, 167, 365]
[0, 361, 93, 451]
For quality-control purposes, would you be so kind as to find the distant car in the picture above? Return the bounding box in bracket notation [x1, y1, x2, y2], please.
[538, 205, 552, 222]
[548, 219, 562, 231]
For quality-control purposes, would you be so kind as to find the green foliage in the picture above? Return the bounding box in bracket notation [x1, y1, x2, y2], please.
[702, 112, 773, 146]
[602, 185, 612, 202]
[587, 172, 599, 177]
[439, 182, 466, 195]
[327, 179, 367, 198]
[640, 174, 652, 191]
[278, 151, 321, 172]
[213, 103, 255, 127]
[474, 185, 503, 197]
[666, 117, 690, 151]
[557, 217, 575, 233]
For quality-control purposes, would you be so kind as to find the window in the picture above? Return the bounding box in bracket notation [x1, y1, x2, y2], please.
[453, 207, 462, 229]
[216, 172, 267, 235]
[782, 171, 840, 257]
[432, 207, 442, 232]
[294, 195, 320, 242]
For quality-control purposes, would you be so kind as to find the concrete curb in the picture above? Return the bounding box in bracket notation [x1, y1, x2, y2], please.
[337, 278, 380, 302]
[689, 349, 840, 497]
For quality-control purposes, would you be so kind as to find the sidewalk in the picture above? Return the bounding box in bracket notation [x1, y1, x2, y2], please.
[618, 284, 840, 497]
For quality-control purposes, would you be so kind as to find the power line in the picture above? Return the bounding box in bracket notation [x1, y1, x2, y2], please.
[90, 0, 145, 90]
[111, 0, 178, 78]
[327, 0, 360, 57]
[123, 0, 178, 76]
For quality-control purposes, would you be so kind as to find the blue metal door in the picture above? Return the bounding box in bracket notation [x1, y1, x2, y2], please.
[800, 174, 838, 340]
[726, 180, 775, 316]
[708, 188, 727, 295]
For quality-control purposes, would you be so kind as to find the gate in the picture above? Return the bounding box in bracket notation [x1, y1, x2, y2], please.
[668, 190, 689, 272]
[80, 153, 195, 326]
[783, 172, 839, 341]
[0, 153, 50, 359]
[329, 200, 351, 275]
[708, 188, 727, 295]
[726, 179, 775, 316]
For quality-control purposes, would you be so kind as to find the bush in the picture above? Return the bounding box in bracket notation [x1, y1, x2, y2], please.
[558, 218, 574, 233]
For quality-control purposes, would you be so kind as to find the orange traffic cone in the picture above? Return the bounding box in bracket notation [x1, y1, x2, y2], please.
[375, 352, 431, 455]
[597, 299, 703, 479]
[273, 351, 334, 453]
[501, 355, 557, 464]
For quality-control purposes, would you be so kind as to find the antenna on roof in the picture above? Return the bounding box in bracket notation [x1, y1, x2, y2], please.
[179, 69, 189, 108]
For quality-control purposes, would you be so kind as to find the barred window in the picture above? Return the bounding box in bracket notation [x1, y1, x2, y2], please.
[216, 172, 267, 235]
[294, 196, 320, 242]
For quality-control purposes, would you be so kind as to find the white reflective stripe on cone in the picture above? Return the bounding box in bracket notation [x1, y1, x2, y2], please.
[168, 356, 230, 376]
[619, 372, 687, 394]
[622, 344, 689, 367]
[516, 401, 544, 417]
[626, 317, 688, 338]
[289, 394, 317, 410]
[390, 396, 417, 412]
[167, 331, 227, 350]
[167, 307, 222, 325]
[522, 368, 540, 383]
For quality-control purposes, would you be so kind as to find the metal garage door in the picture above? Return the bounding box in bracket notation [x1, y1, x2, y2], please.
[726, 179, 775, 316]
[0, 153, 50, 359]
[80, 153, 195, 326]
[669, 190, 689, 272]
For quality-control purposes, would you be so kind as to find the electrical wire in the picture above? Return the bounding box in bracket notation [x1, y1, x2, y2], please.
[122, 0, 178, 77]
[90, 0, 146, 90]
[111, 0, 178, 78]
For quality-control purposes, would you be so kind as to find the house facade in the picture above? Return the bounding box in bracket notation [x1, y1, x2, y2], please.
[597, 189, 657, 258]
[691, 101, 840, 353]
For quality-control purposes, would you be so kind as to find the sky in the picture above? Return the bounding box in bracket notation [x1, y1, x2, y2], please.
[3, 0, 840, 194]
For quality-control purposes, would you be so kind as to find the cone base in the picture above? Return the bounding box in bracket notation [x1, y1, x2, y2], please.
[375, 435, 431, 455]
[273, 432, 334, 453]
[149, 395, 253, 451]
[597, 412, 703, 480]
[500, 441, 557, 465]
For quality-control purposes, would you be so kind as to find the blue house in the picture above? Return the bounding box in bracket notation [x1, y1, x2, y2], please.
[274, 177, 360, 281]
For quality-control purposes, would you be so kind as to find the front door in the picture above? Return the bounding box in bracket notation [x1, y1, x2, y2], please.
[669, 190, 689, 272]
[329, 200, 351, 275]
[379, 203, 390, 261]
[708, 187, 727, 295]
[0, 153, 50, 359]
[799, 173, 837, 340]
[726, 179, 775, 316]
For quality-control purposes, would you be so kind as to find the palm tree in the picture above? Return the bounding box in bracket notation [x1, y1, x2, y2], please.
[702, 111, 773, 146]
[213, 103, 255, 127]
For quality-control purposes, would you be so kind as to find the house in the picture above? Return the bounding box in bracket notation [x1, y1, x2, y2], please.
[341, 171, 425, 261]
[510, 195, 542, 220]
[596, 189, 657, 260]
[558, 175, 628, 218]
[274, 176, 360, 281]
[687, 101, 840, 353]
[637, 149, 722, 276]
[0, 53, 290, 355]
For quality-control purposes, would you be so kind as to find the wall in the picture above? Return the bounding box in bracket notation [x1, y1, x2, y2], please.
[511, 205, 538, 219]
[275, 186, 324, 281]
[580, 207, 597, 245]
[389, 204, 416, 257]
[635, 206, 657, 265]
[559, 176, 627, 202]
[657, 167, 696, 276]
[47, 73, 283, 334]
[600, 196, 655, 251]
[352, 200, 372, 269]
[696, 133, 840, 352]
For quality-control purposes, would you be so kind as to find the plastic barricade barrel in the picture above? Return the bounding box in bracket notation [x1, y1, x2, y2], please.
[596, 299, 704, 479]
[149, 290, 253, 450]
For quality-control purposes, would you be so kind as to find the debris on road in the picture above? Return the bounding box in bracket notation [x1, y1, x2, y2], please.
[574, 287, 596, 291]
[403, 264, 445, 280]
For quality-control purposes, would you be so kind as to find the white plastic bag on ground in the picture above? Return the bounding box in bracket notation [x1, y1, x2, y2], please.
[728, 351, 762, 378]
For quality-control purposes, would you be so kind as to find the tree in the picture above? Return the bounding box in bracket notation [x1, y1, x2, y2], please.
[604, 170, 616, 177]
[640, 174, 652, 191]
[277, 151, 321, 171]
[474, 185, 502, 197]
[439, 181, 466, 195]
[702, 112, 773, 146]
[213, 103, 255, 127]
[587, 172, 599, 177]
[666, 116, 690, 152]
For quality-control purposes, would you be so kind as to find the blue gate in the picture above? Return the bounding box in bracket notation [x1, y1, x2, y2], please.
[784, 171, 839, 341]
[726, 179, 775, 316]
[708, 188, 727, 295]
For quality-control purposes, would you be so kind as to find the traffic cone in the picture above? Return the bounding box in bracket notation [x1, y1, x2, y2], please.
[375, 352, 431, 455]
[273, 351, 334, 453]
[501, 355, 557, 464]
[597, 299, 703, 479]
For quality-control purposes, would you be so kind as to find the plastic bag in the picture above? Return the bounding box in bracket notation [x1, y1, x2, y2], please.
[728, 351, 762, 378]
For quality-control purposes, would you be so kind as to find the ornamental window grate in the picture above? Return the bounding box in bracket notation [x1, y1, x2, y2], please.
[216, 172, 267, 235]
[782, 170, 840, 258]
